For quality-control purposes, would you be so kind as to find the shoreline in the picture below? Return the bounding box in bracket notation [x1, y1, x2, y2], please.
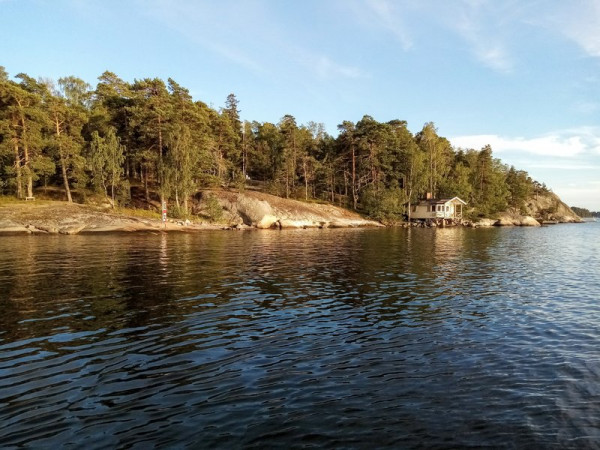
[0, 190, 582, 236]
[0, 199, 383, 236]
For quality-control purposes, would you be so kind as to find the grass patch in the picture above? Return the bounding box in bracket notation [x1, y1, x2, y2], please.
[0, 195, 21, 206]
[0, 196, 56, 207]
[115, 206, 161, 220]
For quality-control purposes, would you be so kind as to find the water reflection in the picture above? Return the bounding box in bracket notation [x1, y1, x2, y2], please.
[0, 226, 599, 448]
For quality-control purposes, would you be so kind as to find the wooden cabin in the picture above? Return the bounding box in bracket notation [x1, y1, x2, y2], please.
[411, 196, 466, 221]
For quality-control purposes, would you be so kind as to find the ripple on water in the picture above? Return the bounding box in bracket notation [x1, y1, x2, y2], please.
[0, 226, 599, 448]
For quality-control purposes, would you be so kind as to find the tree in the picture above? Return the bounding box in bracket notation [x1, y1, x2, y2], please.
[388, 120, 425, 220]
[58, 76, 92, 109]
[224, 93, 241, 131]
[220, 93, 242, 179]
[92, 72, 134, 177]
[416, 122, 452, 199]
[44, 78, 89, 202]
[165, 124, 200, 215]
[506, 166, 532, 210]
[337, 120, 358, 209]
[472, 145, 509, 215]
[355, 115, 387, 192]
[89, 128, 125, 207]
[0, 75, 47, 198]
[247, 121, 275, 182]
[128, 78, 172, 204]
[278, 114, 299, 198]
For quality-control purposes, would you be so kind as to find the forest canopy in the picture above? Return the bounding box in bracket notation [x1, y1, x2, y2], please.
[0, 67, 546, 220]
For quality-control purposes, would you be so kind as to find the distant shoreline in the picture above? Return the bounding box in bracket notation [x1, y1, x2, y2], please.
[0, 200, 581, 237]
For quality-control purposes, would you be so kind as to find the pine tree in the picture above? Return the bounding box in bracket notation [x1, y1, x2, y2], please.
[89, 128, 125, 207]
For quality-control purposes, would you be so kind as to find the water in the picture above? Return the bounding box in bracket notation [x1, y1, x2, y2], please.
[0, 224, 599, 448]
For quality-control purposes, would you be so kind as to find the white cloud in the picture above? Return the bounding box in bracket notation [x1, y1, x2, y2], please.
[314, 56, 364, 80]
[451, 0, 515, 73]
[363, 0, 414, 50]
[451, 127, 600, 209]
[140, 0, 363, 82]
[550, 184, 600, 210]
[573, 101, 600, 114]
[451, 127, 600, 158]
[554, 0, 600, 57]
[528, 163, 600, 170]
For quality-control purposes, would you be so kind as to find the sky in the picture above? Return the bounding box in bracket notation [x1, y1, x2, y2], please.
[1, 0, 600, 210]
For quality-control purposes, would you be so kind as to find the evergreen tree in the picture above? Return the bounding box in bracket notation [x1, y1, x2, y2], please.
[128, 78, 172, 204]
[337, 120, 358, 209]
[89, 128, 126, 207]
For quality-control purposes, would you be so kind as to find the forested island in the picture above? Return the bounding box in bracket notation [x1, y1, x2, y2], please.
[0, 66, 581, 231]
[571, 206, 599, 219]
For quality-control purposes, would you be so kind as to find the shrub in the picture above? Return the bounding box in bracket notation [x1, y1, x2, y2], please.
[360, 187, 407, 222]
[204, 194, 223, 222]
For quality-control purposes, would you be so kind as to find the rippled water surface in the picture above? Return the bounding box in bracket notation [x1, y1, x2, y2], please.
[1, 224, 599, 448]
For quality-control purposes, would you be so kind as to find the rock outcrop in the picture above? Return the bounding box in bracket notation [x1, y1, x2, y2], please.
[205, 190, 382, 229]
[495, 211, 541, 227]
[0, 190, 382, 235]
[469, 191, 580, 227]
[522, 192, 580, 223]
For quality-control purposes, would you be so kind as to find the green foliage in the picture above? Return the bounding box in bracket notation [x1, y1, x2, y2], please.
[360, 186, 407, 222]
[204, 193, 223, 222]
[0, 67, 545, 219]
[116, 206, 160, 220]
[89, 128, 126, 207]
[231, 169, 246, 191]
[169, 203, 190, 220]
[506, 166, 532, 209]
[571, 206, 592, 218]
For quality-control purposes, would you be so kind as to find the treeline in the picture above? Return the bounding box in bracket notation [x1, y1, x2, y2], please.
[0, 67, 545, 220]
[571, 207, 599, 218]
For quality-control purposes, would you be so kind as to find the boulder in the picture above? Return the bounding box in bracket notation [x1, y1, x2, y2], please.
[496, 216, 517, 226]
[520, 216, 541, 226]
[235, 196, 276, 227]
[475, 218, 497, 227]
[256, 214, 280, 229]
[279, 219, 318, 229]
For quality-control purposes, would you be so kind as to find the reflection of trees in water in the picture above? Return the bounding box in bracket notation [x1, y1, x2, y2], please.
[0, 229, 505, 351]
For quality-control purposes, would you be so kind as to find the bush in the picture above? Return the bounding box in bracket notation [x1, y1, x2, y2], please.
[169, 203, 190, 220]
[230, 170, 246, 192]
[360, 187, 407, 222]
[204, 194, 223, 222]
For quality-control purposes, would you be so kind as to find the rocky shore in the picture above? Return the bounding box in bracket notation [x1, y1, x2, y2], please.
[0, 190, 382, 235]
[0, 189, 580, 235]
[470, 191, 581, 227]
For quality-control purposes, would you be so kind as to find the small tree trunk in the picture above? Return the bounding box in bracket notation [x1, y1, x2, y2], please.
[13, 141, 23, 199]
[158, 115, 164, 207]
[22, 138, 33, 198]
[111, 179, 116, 209]
[54, 116, 72, 203]
[351, 145, 358, 210]
[144, 167, 150, 203]
[17, 101, 33, 198]
[59, 149, 72, 203]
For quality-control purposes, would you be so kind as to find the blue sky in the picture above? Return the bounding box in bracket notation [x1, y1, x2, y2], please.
[2, 0, 600, 210]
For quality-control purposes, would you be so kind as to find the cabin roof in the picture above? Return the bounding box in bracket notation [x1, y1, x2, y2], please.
[419, 196, 467, 206]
